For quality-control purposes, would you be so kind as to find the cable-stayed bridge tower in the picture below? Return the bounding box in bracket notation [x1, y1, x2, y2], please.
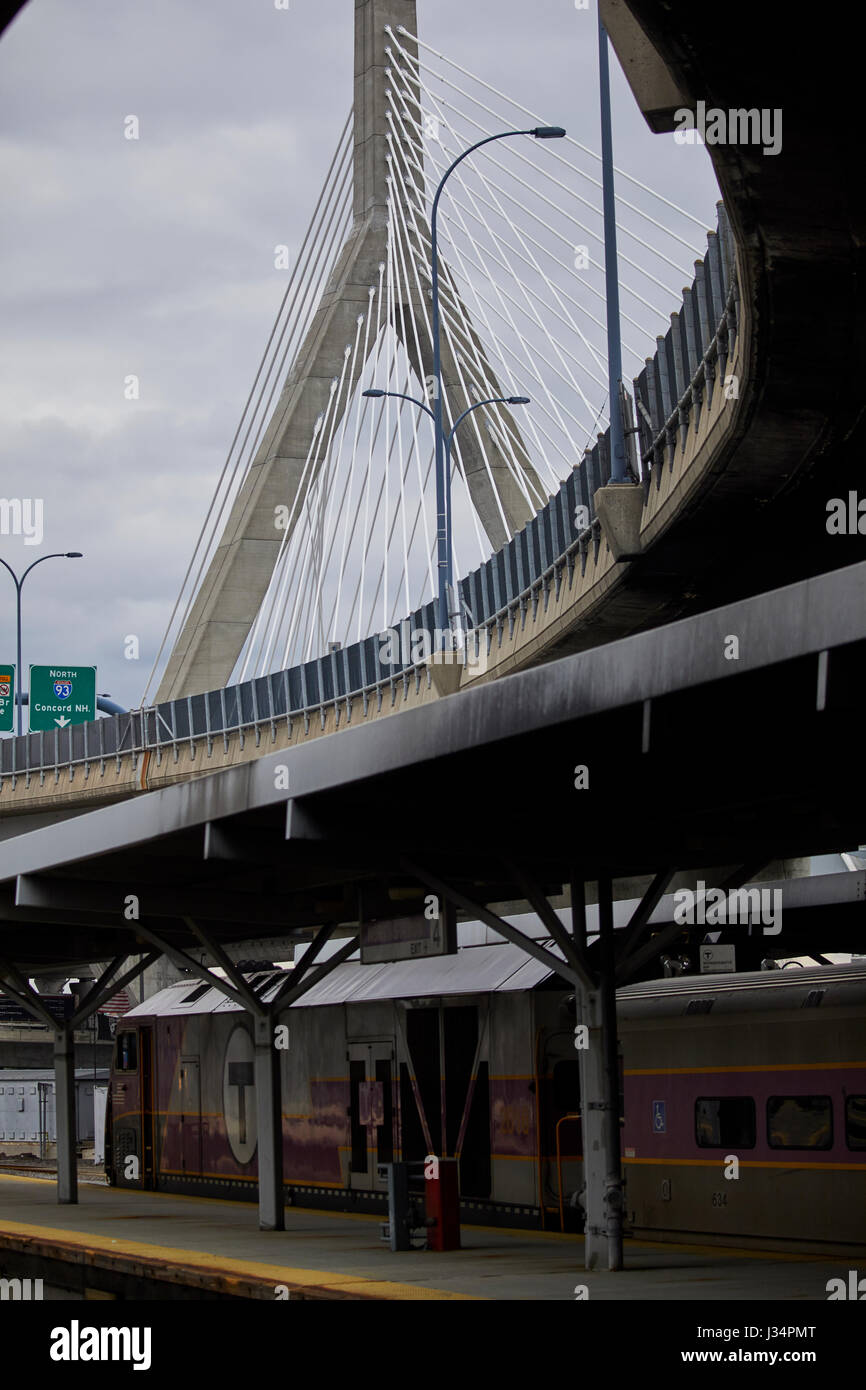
[156, 0, 543, 702]
[143, 0, 712, 713]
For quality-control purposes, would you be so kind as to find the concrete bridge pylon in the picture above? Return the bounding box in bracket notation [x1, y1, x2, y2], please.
[156, 0, 542, 704]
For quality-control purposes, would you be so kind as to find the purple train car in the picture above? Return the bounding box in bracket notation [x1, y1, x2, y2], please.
[106, 947, 866, 1252]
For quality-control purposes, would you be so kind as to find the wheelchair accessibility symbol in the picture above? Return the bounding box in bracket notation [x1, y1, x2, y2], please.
[652, 1100, 666, 1134]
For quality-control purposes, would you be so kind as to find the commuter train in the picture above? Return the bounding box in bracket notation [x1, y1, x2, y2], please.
[106, 944, 866, 1254]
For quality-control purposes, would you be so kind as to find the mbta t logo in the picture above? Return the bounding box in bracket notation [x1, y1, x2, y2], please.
[223, 1026, 257, 1165]
[228, 1062, 254, 1145]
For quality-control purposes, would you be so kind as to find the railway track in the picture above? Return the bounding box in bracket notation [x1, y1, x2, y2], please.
[0, 1163, 107, 1184]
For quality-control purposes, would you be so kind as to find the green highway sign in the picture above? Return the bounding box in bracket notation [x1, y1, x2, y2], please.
[29, 665, 96, 732]
[0, 665, 14, 733]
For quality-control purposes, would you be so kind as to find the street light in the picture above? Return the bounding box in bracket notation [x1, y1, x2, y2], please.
[0, 551, 84, 734]
[370, 123, 565, 643]
[431, 127, 564, 638]
[597, 16, 626, 484]
[363, 388, 530, 640]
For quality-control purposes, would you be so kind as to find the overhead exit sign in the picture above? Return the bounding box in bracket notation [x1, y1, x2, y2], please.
[29, 665, 96, 731]
[0, 665, 14, 733]
[361, 905, 457, 964]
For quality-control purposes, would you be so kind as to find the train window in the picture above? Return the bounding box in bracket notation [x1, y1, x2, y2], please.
[767, 1095, 832, 1150]
[695, 1097, 756, 1148]
[845, 1095, 866, 1151]
[375, 1059, 394, 1167]
[115, 1032, 138, 1073]
[349, 1061, 367, 1174]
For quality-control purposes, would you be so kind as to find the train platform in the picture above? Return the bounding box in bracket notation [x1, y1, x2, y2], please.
[0, 1174, 854, 1301]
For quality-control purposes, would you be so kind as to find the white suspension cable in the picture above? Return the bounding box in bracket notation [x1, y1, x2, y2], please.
[358, 262, 386, 642]
[142, 113, 353, 702]
[389, 96, 583, 477]
[386, 185, 437, 594]
[386, 100, 564, 498]
[330, 292, 376, 644]
[386, 73, 658, 353]
[303, 345, 354, 662]
[387, 51, 685, 307]
[387, 76, 603, 469]
[387, 149, 514, 554]
[393, 28, 711, 239]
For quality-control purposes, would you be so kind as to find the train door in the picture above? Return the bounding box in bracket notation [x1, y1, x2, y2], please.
[398, 1005, 491, 1199]
[111, 1026, 149, 1187]
[347, 1041, 394, 1192]
[139, 1025, 155, 1189]
[179, 1057, 202, 1178]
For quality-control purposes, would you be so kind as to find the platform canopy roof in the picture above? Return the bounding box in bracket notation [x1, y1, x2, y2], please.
[0, 562, 863, 977]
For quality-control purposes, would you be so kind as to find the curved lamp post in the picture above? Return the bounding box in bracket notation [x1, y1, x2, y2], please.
[363, 388, 530, 639]
[369, 121, 565, 644]
[0, 552, 83, 734]
[430, 127, 564, 636]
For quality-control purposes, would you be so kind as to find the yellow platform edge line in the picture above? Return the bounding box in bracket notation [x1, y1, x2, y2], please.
[0, 1218, 477, 1301]
[0, 1175, 855, 1267]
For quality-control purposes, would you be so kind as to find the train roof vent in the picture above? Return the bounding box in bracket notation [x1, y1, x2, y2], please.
[181, 983, 213, 1004]
[685, 998, 714, 1015]
[802, 990, 825, 1008]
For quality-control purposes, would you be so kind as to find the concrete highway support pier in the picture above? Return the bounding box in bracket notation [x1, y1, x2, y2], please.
[53, 1027, 76, 1205]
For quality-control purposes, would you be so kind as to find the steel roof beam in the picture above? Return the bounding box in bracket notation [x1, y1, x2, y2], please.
[402, 859, 583, 988]
[68, 951, 159, 1029]
[616, 859, 771, 983]
[508, 862, 593, 987]
[181, 915, 263, 1015]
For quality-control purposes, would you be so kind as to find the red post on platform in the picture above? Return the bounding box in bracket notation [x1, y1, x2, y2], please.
[424, 1155, 461, 1251]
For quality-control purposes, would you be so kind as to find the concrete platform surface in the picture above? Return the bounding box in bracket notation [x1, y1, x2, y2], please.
[0, 1175, 853, 1301]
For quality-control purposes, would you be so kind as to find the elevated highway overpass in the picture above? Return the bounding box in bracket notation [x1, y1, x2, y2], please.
[1, 2, 864, 819]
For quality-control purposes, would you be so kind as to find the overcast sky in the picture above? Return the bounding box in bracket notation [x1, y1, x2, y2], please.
[0, 0, 719, 713]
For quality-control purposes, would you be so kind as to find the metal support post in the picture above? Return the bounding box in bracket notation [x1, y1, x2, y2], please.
[597, 14, 627, 483]
[53, 1025, 77, 1204]
[254, 1012, 285, 1231]
[575, 980, 605, 1269]
[597, 875, 624, 1269]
